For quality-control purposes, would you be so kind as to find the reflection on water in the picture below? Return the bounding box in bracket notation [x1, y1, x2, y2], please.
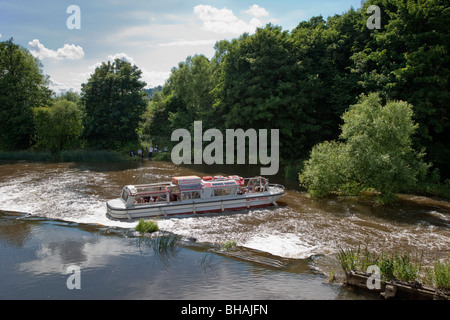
[0, 212, 375, 299]
[0, 160, 449, 299]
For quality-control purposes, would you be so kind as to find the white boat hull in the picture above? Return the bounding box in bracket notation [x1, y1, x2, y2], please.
[107, 190, 283, 220]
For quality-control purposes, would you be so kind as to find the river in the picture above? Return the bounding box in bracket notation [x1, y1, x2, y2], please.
[0, 160, 449, 300]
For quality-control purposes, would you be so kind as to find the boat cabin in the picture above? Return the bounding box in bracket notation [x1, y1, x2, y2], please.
[118, 175, 269, 208]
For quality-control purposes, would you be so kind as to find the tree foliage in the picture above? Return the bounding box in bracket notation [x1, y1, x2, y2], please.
[353, 0, 450, 177]
[2, 1, 449, 187]
[299, 93, 429, 203]
[33, 100, 82, 152]
[81, 58, 147, 149]
[0, 38, 52, 150]
[142, 0, 448, 180]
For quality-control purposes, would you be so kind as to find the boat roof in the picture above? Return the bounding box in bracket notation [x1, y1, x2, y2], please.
[123, 175, 244, 196]
[172, 176, 202, 185]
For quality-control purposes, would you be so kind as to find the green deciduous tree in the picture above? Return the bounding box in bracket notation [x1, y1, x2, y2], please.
[142, 54, 217, 147]
[33, 99, 82, 151]
[0, 38, 52, 150]
[216, 25, 307, 161]
[81, 58, 147, 149]
[353, 0, 450, 178]
[299, 93, 429, 203]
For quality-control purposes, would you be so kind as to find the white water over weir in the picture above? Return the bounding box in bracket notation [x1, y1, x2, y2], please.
[0, 161, 448, 262]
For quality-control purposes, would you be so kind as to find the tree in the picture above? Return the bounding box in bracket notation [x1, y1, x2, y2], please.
[81, 58, 147, 149]
[352, 0, 450, 178]
[299, 93, 429, 203]
[216, 25, 305, 161]
[0, 38, 52, 150]
[142, 54, 217, 146]
[33, 99, 82, 151]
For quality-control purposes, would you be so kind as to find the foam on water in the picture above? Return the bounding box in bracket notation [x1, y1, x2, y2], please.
[0, 162, 449, 261]
[0, 164, 134, 229]
[243, 233, 319, 259]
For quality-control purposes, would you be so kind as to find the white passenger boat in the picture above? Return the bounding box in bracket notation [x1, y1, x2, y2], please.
[106, 175, 285, 220]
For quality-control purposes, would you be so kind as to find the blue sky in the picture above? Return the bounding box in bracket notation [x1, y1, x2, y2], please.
[0, 0, 362, 93]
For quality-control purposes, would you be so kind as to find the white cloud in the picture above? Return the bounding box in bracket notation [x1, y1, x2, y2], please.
[107, 52, 136, 64]
[88, 52, 136, 71]
[47, 70, 91, 94]
[28, 39, 84, 60]
[194, 4, 266, 35]
[245, 4, 269, 18]
[140, 70, 171, 88]
[158, 39, 217, 47]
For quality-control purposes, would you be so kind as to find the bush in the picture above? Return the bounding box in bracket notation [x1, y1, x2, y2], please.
[299, 93, 429, 204]
[222, 240, 237, 251]
[0, 150, 53, 162]
[135, 219, 159, 233]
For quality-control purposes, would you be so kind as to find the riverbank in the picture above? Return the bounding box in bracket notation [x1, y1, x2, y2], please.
[0, 150, 125, 163]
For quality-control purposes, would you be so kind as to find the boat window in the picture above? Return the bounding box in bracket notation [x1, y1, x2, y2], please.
[191, 191, 200, 199]
[181, 191, 201, 200]
[134, 194, 167, 204]
[213, 187, 233, 196]
[121, 190, 129, 202]
[182, 192, 191, 200]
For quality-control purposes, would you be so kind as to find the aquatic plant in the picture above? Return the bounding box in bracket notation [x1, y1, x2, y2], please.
[135, 231, 182, 268]
[135, 219, 159, 233]
[328, 269, 336, 283]
[336, 246, 450, 291]
[0, 151, 53, 162]
[337, 247, 362, 274]
[337, 246, 377, 274]
[222, 240, 237, 251]
[392, 252, 421, 283]
[0, 150, 127, 163]
[151, 233, 181, 252]
[425, 258, 450, 290]
[59, 150, 126, 162]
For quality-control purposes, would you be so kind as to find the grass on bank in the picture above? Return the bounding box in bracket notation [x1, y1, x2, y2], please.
[337, 246, 450, 290]
[0, 149, 126, 163]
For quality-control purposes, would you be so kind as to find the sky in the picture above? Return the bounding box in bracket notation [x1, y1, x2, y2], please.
[0, 0, 362, 94]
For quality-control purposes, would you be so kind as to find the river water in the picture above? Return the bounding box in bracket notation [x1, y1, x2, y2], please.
[0, 160, 449, 300]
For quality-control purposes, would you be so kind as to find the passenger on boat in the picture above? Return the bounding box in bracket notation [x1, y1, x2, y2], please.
[135, 197, 145, 204]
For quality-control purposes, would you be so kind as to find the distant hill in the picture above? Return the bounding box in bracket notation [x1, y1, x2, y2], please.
[143, 86, 162, 98]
